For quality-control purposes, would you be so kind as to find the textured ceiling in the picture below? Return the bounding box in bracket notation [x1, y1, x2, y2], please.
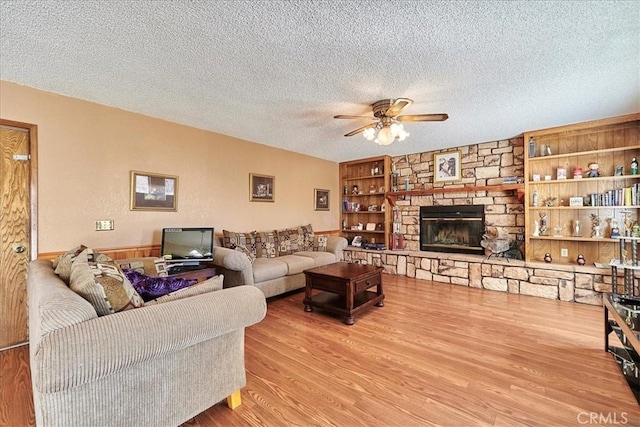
[1, 0, 638, 162]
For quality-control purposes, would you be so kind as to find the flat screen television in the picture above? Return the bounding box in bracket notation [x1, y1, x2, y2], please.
[161, 227, 214, 264]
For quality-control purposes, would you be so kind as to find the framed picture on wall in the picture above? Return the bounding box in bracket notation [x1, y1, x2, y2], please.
[314, 188, 329, 211]
[250, 173, 275, 202]
[433, 150, 462, 183]
[130, 171, 178, 211]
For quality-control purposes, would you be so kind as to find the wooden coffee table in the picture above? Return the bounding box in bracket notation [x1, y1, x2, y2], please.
[303, 262, 384, 325]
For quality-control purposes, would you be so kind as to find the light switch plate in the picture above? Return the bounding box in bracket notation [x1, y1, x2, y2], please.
[560, 248, 568, 257]
[95, 220, 114, 231]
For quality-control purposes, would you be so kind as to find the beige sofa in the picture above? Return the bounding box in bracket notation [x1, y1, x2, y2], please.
[28, 258, 267, 426]
[213, 235, 348, 298]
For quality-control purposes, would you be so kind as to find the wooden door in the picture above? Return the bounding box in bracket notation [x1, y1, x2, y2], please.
[0, 120, 37, 349]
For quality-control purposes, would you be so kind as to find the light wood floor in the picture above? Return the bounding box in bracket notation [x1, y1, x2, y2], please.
[2, 276, 639, 426]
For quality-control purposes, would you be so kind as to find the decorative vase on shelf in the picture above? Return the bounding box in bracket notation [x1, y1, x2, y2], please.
[573, 220, 581, 237]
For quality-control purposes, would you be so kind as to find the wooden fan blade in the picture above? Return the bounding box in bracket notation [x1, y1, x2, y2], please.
[344, 123, 377, 137]
[334, 115, 375, 120]
[385, 98, 413, 117]
[396, 113, 449, 122]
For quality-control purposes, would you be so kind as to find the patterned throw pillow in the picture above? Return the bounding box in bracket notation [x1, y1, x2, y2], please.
[277, 227, 301, 255]
[122, 269, 197, 302]
[229, 244, 256, 264]
[252, 230, 279, 258]
[147, 274, 224, 305]
[116, 257, 168, 277]
[69, 250, 144, 316]
[53, 245, 88, 283]
[299, 224, 314, 251]
[312, 235, 328, 252]
[222, 230, 257, 257]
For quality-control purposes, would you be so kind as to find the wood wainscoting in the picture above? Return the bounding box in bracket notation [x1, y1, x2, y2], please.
[36, 230, 342, 261]
[38, 244, 161, 261]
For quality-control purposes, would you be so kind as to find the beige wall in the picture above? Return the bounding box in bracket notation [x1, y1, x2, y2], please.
[0, 81, 339, 253]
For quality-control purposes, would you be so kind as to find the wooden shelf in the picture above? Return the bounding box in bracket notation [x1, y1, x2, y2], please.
[529, 206, 640, 210]
[529, 175, 640, 184]
[530, 236, 617, 242]
[386, 183, 524, 205]
[528, 144, 640, 162]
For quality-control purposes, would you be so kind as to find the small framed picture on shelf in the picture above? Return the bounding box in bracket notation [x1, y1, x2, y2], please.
[544, 175, 552, 181]
[569, 197, 584, 207]
[556, 167, 567, 180]
[532, 173, 541, 181]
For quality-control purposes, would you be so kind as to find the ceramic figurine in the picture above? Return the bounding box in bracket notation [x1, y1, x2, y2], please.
[591, 214, 602, 238]
[587, 163, 600, 177]
[576, 254, 585, 265]
[533, 220, 540, 237]
[544, 253, 552, 263]
[539, 212, 548, 236]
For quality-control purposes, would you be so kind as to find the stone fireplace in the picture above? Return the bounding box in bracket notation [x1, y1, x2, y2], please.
[420, 205, 485, 254]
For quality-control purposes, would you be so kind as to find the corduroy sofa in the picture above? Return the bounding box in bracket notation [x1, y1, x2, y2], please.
[27, 258, 267, 426]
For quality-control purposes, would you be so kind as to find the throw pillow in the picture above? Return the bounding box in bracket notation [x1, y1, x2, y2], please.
[312, 235, 328, 252]
[69, 250, 145, 316]
[122, 269, 198, 302]
[222, 230, 257, 258]
[299, 224, 314, 251]
[53, 244, 88, 283]
[230, 244, 256, 264]
[146, 274, 224, 305]
[115, 257, 168, 277]
[252, 230, 278, 258]
[277, 227, 301, 255]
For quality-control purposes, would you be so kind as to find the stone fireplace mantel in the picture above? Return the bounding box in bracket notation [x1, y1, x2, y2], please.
[385, 183, 524, 206]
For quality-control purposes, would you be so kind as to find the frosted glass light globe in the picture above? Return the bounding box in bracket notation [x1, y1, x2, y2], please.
[362, 127, 376, 140]
[376, 126, 394, 145]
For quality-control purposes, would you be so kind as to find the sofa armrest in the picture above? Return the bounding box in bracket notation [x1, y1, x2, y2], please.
[32, 286, 266, 393]
[212, 246, 254, 286]
[326, 236, 348, 260]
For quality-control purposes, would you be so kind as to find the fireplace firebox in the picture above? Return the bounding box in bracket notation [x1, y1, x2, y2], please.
[420, 205, 485, 255]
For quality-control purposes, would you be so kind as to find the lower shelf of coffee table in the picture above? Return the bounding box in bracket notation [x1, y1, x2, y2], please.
[306, 290, 383, 317]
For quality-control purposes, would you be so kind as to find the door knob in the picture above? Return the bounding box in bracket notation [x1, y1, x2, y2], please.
[13, 244, 26, 254]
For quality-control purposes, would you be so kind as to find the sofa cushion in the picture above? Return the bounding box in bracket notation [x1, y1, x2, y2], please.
[222, 230, 257, 257]
[69, 250, 145, 316]
[146, 274, 224, 305]
[277, 254, 315, 275]
[252, 230, 279, 258]
[122, 269, 198, 302]
[252, 258, 289, 283]
[293, 251, 336, 267]
[115, 257, 168, 277]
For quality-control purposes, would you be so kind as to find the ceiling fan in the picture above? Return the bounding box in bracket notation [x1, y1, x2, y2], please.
[334, 98, 448, 145]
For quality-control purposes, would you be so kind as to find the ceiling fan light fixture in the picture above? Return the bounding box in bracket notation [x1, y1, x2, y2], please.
[375, 126, 395, 145]
[363, 127, 376, 140]
[337, 97, 447, 145]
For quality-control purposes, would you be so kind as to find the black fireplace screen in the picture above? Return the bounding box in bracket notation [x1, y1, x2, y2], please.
[420, 205, 485, 254]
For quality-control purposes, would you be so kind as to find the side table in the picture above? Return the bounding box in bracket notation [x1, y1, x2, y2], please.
[603, 293, 640, 403]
